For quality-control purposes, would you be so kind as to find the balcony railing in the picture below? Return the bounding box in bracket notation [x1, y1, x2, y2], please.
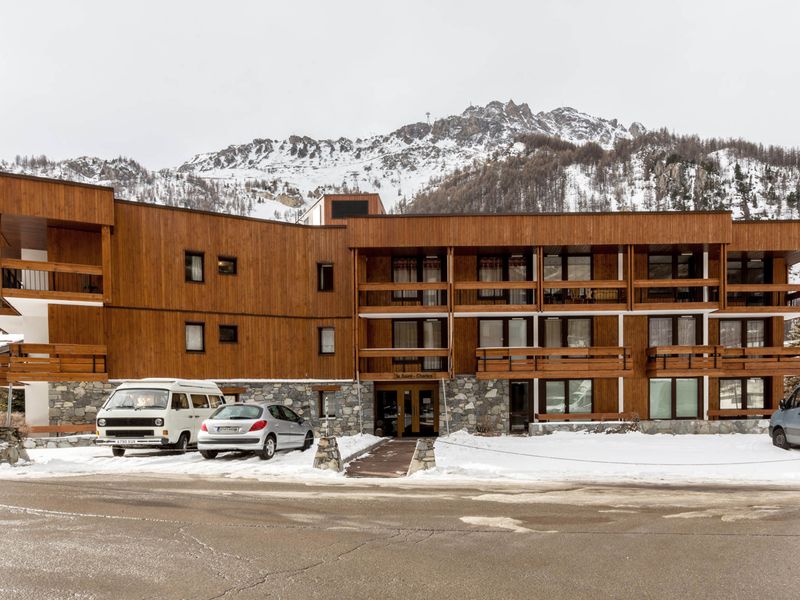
[358, 347, 449, 380]
[453, 281, 537, 311]
[725, 283, 800, 310]
[476, 346, 632, 379]
[647, 345, 800, 377]
[633, 278, 719, 306]
[357, 282, 448, 312]
[1, 259, 103, 302]
[2, 343, 107, 382]
[542, 280, 627, 309]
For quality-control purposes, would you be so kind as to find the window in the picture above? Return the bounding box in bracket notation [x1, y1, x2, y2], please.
[509, 381, 532, 432]
[393, 257, 419, 300]
[208, 395, 224, 409]
[319, 327, 335, 355]
[541, 380, 592, 414]
[720, 378, 766, 410]
[317, 263, 334, 291]
[330, 199, 369, 219]
[318, 391, 336, 418]
[479, 255, 532, 302]
[719, 319, 766, 348]
[191, 394, 209, 409]
[508, 255, 529, 304]
[478, 318, 532, 348]
[219, 325, 238, 344]
[648, 316, 700, 347]
[171, 393, 190, 410]
[218, 256, 237, 275]
[649, 378, 699, 419]
[421, 256, 443, 306]
[541, 317, 592, 348]
[185, 322, 205, 352]
[185, 251, 204, 282]
[279, 406, 302, 423]
[648, 253, 697, 280]
[268, 405, 283, 419]
[543, 254, 592, 281]
[478, 256, 504, 299]
[479, 319, 504, 347]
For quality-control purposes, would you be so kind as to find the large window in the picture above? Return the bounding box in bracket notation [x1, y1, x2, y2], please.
[648, 316, 700, 347]
[719, 319, 766, 348]
[330, 199, 369, 218]
[541, 380, 592, 414]
[392, 256, 444, 303]
[478, 255, 532, 302]
[541, 317, 592, 348]
[478, 256, 504, 299]
[392, 319, 446, 370]
[478, 318, 532, 348]
[185, 251, 204, 283]
[649, 378, 699, 419]
[185, 322, 205, 352]
[319, 327, 335, 355]
[543, 254, 592, 281]
[317, 263, 334, 291]
[648, 253, 698, 279]
[392, 257, 418, 300]
[727, 257, 767, 306]
[719, 378, 766, 410]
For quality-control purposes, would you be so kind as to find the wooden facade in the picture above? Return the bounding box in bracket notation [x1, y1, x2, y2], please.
[1, 172, 799, 424]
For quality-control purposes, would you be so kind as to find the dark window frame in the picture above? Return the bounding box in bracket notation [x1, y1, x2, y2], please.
[648, 377, 701, 420]
[185, 321, 205, 353]
[318, 326, 335, 355]
[184, 251, 205, 283]
[647, 315, 702, 347]
[509, 379, 534, 433]
[391, 318, 448, 370]
[219, 324, 239, 344]
[539, 316, 594, 348]
[217, 255, 237, 276]
[477, 254, 533, 301]
[477, 317, 534, 348]
[538, 379, 594, 414]
[648, 252, 699, 280]
[330, 199, 370, 219]
[317, 262, 334, 292]
[391, 255, 446, 302]
[719, 377, 770, 411]
[718, 318, 768, 348]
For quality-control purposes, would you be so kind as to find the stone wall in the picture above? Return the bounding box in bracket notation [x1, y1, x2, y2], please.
[47, 380, 374, 436]
[48, 381, 117, 425]
[441, 377, 509, 435]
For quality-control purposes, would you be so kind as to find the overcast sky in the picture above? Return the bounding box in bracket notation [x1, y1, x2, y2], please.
[1, 0, 799, 169]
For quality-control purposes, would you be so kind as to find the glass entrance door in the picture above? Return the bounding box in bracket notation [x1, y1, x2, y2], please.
[377, 384, 439, 437]
[509, 381, 531, 433]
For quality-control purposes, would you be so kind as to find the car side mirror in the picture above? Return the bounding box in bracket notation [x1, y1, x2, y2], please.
[779, 399, 787, 410]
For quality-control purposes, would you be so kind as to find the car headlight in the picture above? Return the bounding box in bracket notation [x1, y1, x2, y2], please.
[154, 418, 164, 427]
[97, 418, 106, 427]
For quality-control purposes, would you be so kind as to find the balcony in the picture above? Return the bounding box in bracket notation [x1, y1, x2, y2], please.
[724, 283, 800, 312]
[542, 280, 627, 311]
[1, 259, 103, 303]
[633, 278, 719, 309]
[358, 348, 449, 381]
[647, 345, 800, 377]
[357, 282, 448, 315]
[475, 346, 632, 379]
[453, 281, 537, 313]
[1, 343, 108, 382]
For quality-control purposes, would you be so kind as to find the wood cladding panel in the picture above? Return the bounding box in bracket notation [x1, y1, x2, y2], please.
[593, 315, 619, 413]
[454, 318, 477, 374]
[109, 202, 351, 318]
[731, 222, 800, 251]
[105, 308, 352, 380]
[624, 316, 649, 418]
[47, 227, 101, 264]
[0, 173, 114, 225]
[347, 213, 733, 248]
[48, 305, 105, 346]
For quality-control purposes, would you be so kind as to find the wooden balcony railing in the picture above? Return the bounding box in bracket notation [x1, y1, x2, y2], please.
[633, 278, 719, 307]
[725, 283, 800, 311]
[358, 347, 449, 380]
[3, 343, 108, 382]
[542, 280, 627, 309]
[357, 282, 448, 312]
[453, 281, 537, 311]
[647, 345, 800, 376]
[476, 346, 632, 379]
[1, 259, 103, 302]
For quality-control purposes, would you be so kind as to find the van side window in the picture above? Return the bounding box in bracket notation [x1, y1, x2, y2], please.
[191, 394, 210, 409]
[172, 393, 190, 410]
[208, 395, 223, 409]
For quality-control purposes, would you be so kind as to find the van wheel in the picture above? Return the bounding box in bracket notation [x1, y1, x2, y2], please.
[259, 434, 276, 460]
[200, 450, 218, 460]
[112, 447, 126, 457]
[302, 431, 314, 451]
[773, 428, 790, 450]
[174, 432, 190, 453]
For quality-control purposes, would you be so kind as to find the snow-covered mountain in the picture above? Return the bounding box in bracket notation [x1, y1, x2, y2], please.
[0, 101, 644, 220]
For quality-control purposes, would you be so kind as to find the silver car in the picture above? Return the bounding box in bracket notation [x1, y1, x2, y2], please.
[197, 403, 314, 460]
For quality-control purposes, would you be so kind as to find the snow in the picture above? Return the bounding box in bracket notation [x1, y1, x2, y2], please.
[411, 430, 800, 486]
[0, 434, 381, 481]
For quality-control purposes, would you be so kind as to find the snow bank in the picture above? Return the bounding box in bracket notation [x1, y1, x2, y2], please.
[415, 430, 800, 485]
[0, 434, 381, 481]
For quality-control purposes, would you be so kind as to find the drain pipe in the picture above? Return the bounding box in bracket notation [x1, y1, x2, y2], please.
[440, 378, 450, 436]
[356, 372, 364, 434]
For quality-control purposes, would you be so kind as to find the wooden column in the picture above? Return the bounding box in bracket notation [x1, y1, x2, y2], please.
[101, 225, 112, 305]
[447, 246, 454, 379]
[719, 243, 727, 309]
[536, 246, 544, 310]
[626, 244, 634, 311]
[352, 248, 359, 380]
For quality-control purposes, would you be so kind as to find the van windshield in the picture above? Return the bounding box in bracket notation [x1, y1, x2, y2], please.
[104, 389, 169, 411]
[210, 405, 263, 420]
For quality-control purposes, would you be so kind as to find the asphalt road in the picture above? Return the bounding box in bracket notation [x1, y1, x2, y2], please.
[0, 476, 799, 600]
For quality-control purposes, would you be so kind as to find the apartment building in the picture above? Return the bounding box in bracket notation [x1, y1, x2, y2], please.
[1, 172, 799, 436]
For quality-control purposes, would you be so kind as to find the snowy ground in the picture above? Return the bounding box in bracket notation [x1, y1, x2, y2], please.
[415, 430, 800, 486]
[0, 434, 381, 482]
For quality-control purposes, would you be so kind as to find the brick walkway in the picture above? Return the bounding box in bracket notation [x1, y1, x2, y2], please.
[345, 438, 418, 478]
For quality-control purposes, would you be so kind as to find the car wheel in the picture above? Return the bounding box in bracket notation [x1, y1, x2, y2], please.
[112, 447, 126, 457]
[174, 432, 190, 453]
[302, 431, 314, 451]
[200, 450, 218, 460]
[259, 434, 276, 460]
[773, 428, 790, 450]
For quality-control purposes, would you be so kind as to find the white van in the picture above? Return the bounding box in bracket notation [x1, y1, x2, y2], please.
[95, 379, 226, 457]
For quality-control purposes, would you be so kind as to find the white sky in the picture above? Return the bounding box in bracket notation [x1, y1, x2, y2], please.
[1, 0, 799, 170]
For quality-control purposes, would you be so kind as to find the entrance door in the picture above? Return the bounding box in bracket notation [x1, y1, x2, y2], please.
[375, 383, 439, 437]
[509, 381, 531, 433]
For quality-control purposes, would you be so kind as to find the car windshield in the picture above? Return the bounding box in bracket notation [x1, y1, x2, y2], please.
[210, 405, 263, 420]
[104, 389, 169, 411]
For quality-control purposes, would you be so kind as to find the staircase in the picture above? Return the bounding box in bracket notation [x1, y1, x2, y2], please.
[345, 438, 418, 478]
